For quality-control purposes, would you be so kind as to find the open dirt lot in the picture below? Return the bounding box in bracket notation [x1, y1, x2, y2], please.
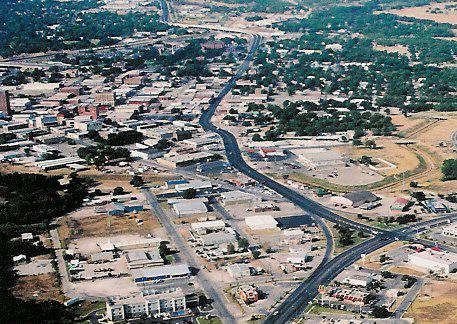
[335, 139, 419, 176]
[405, 280, 457, 323]
[373, 44, 411, 58]
[12, 273, 64, 302]
[382, 2, 457, 24]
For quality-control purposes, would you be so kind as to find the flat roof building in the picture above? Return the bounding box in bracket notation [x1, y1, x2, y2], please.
[226, 263, 251, 279]
[408, 250, 457, 274]
[106, 288, 188, 321]
[173, 200, 208, 217]
[245, 215, 278, 231]
[220, 190, 256, 206]
[125, 249, 164, 269]
[191, 220, 226, 235]
[132, 264, 190, 284]
[294, 148, 348, 169]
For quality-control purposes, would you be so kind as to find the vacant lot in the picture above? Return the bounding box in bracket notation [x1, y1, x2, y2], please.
[405, 280, 457, 323]
[73, 211, 160, 237]
[12, 274, 64, 302]
[335, 139, 419, 176]
[382, 2, 457, 24]
[373, 44, 411, 58]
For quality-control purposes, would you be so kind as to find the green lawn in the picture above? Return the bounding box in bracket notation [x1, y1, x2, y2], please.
[196, 316, 223, 324]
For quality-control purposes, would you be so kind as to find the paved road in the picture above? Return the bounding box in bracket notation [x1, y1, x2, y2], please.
[142, 189, 235, 323]
[50, 227, 74, 296]
[160, 0, 170, 22]
[452, 130, 457, 151]
[393, 278, 423, 319]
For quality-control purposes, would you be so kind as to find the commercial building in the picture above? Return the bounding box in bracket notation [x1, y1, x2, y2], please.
[408, 250, 457, 274]
[424, 199, 450, 214]
[175, 180, 212, 192]
[294, 148, 348, 169]
[342, 274, 373, 287]
[32, 156, 85, 171]
[330, 191, 379, 208]
[198, 231, 237, 247]
[106, 288, 188, 321]
[125, 249, 164, 269]
[157, 152, 214, 168]
[328, 287, 370, 305]
[245, 215, 278, 231]
[191, 220, 226, 235]
[220, 191, 256, 206]
[173, 200, 208, 217]
[131, 264, 190, 284]
[90, 251, 114, 263]
[226, 263, 251, 279]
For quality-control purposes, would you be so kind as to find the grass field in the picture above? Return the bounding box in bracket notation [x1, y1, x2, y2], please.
[196, 316, 223, 324]
[383, 2, 457, 24]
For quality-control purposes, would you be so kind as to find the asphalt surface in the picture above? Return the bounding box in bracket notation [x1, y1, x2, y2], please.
[161, 0, 170, 22]
[393, 278, 423, 319]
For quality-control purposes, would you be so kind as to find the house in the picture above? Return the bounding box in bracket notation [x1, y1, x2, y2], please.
[390, 197, 410, 212]
[21, 233, 34, 241]
[13, 254, 27, 265]
[238, 285, 259, 304]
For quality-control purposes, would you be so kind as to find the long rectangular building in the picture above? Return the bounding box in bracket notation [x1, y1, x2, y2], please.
[131, 263, 190, 284]
[106, 288, 190, 321]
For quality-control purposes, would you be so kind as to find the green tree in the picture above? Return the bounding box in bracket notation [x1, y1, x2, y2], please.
[227, 243, 235, 254]
[130, 175, 144, 187]
[442, 159, 457, 181]
[238, 237, 250, 250]
[365, 139, 377, 149]
[183, 188, 197, 199]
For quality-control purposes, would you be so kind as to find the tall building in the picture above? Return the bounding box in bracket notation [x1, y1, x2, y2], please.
[0, 90, 12, 116]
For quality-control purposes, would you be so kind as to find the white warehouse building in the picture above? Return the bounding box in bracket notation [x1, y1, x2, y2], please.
[245, 215, 278, 231]
[408, 250, 457, 274]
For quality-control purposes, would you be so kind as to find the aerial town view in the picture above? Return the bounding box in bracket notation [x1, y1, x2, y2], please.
[0, 0, 457, 323]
